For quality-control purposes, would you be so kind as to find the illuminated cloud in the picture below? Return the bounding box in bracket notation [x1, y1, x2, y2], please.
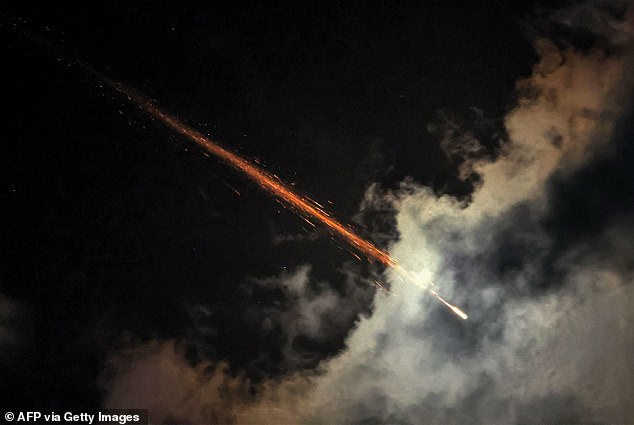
[101, 2, 634, 423]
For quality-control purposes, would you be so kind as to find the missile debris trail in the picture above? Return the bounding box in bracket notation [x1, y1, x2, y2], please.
[3, 16, 467, 318]
[96, 73, 468, 320]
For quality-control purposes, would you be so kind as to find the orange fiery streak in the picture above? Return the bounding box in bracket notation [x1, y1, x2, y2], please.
[100, 77, 467, 319]
[103, 78, 396, 267]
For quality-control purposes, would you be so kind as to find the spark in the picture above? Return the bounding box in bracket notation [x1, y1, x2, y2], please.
[98, 75, 468, 320]
[430, 289, 469, 320]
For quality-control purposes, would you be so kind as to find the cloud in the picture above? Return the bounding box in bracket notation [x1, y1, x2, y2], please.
[100, 2, 634, 423]
[469, 38, 629, 221]
[243, 264, 374, 370]
[270, 231, 321, 245]
[296, 223, 634, 424]
[0, 293, 32, 373]
[0, 295, 17, 348]
[101, 341, 250, 424]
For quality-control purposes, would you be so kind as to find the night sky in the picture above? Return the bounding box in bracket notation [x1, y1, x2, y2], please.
[2, 1, 633, 424]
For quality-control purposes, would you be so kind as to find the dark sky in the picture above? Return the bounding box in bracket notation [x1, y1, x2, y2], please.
[1, 1, 632, 422]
